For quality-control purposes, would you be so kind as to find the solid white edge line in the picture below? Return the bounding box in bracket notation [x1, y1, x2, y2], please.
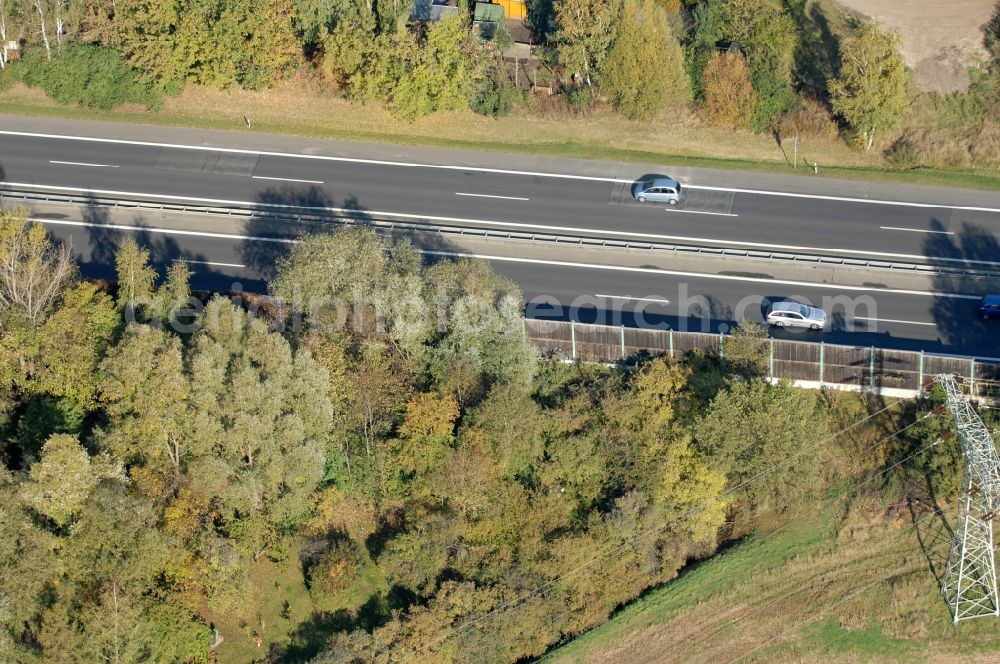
[252, 175, 324, 185]
[186, 259, 246, 268]
[34, 215, 978, 298]
[1, 130, 624, 183]
[49, 160, 119, 168]
[596, 294, 671, 304]
[456, 192, 530, 201]
[6, 130, 1000, 213]
[880, 226, 955, 235]
[853, 316, 936, 327]
[418, 252, 981, 300]
[8, 181, 998, 267]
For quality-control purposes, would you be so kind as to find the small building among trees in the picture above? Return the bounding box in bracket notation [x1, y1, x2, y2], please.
[410, 0, 459, 23]
[473, 2, 505, 40]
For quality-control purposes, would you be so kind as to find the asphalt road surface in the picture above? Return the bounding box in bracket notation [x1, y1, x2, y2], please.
[4, 129, 1000, 266]
[3, 120, 1000, 357]
[36, 215, 997, 358]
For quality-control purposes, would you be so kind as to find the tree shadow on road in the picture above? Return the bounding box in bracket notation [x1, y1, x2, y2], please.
[244, 185, 339, 283]
[525, 293, 733, 332]
[74, 199, 243, 292]
[245, 185, 470, 291]
[926, 218, 1000, 354]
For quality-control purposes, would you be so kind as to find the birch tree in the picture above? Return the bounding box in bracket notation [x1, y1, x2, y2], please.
[98, 327, 191, 481]
[552, 0, 621, 87]
[113, 237, 156, 317]
[30, 0, 49, 59]
[0, 0, 12, 69]
[52, 0, 83, 53]
[829, 22, 909, 151]
[0, 210, 76, 326]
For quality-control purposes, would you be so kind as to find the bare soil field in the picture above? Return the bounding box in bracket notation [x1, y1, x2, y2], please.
[834, 0, 996, 93]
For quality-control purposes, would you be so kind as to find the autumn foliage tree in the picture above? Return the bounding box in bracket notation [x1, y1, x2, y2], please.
[701, 50, 755, 128]
[1, 224, 857, 662]
[688, 0, 797, 128]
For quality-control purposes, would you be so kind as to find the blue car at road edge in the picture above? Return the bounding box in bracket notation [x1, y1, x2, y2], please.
[979, 295, 1000, 320]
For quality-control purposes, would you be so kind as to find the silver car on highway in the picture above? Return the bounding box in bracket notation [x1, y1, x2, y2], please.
[632, 177, 683, 205]
[766, 301, 827, 331]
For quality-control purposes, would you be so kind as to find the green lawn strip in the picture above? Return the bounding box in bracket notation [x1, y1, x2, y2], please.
[745, 618, 924, 664]
[2, 99, 999, 192]
[539, 517, 835, 662]
[802, 618, 923, 660]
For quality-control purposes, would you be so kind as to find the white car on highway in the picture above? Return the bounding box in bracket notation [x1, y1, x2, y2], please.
[766, 301, 827, 331]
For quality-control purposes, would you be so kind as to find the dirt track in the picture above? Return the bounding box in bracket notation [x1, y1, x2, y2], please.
[834, 0, 996, 92]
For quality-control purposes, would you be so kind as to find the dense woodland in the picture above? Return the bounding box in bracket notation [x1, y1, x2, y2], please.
[0, 208, 973, 662]
[0, 0, 999, 157]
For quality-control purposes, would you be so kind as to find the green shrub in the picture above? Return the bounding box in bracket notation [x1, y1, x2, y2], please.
[566, 85, 595, 112]
[749, 56, 797, 130]
[0, 65, 14, 94]
[470, 64, 520, 117]
[19, 44, 159, 110]
[883, 134, 921, 168]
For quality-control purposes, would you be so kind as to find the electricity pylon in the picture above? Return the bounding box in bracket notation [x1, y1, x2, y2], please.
[936, 374, 1000, 623]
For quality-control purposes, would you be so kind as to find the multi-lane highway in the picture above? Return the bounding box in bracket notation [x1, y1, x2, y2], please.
[2, 116, 1000, 356]
[4, 128, 1000, 262]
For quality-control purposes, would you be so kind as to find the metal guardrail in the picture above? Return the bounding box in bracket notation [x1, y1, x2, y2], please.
[4, 187, 1000, 280]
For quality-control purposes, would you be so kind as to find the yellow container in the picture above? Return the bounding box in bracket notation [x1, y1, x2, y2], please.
[495, 0, 526, 20]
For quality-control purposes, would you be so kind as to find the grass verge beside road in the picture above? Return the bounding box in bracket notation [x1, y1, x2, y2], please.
[2, 80, 1000, 191]
[539, 502, 1000, 663]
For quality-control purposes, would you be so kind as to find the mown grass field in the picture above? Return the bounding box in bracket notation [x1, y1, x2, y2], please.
[539, 499, 1000, 663]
